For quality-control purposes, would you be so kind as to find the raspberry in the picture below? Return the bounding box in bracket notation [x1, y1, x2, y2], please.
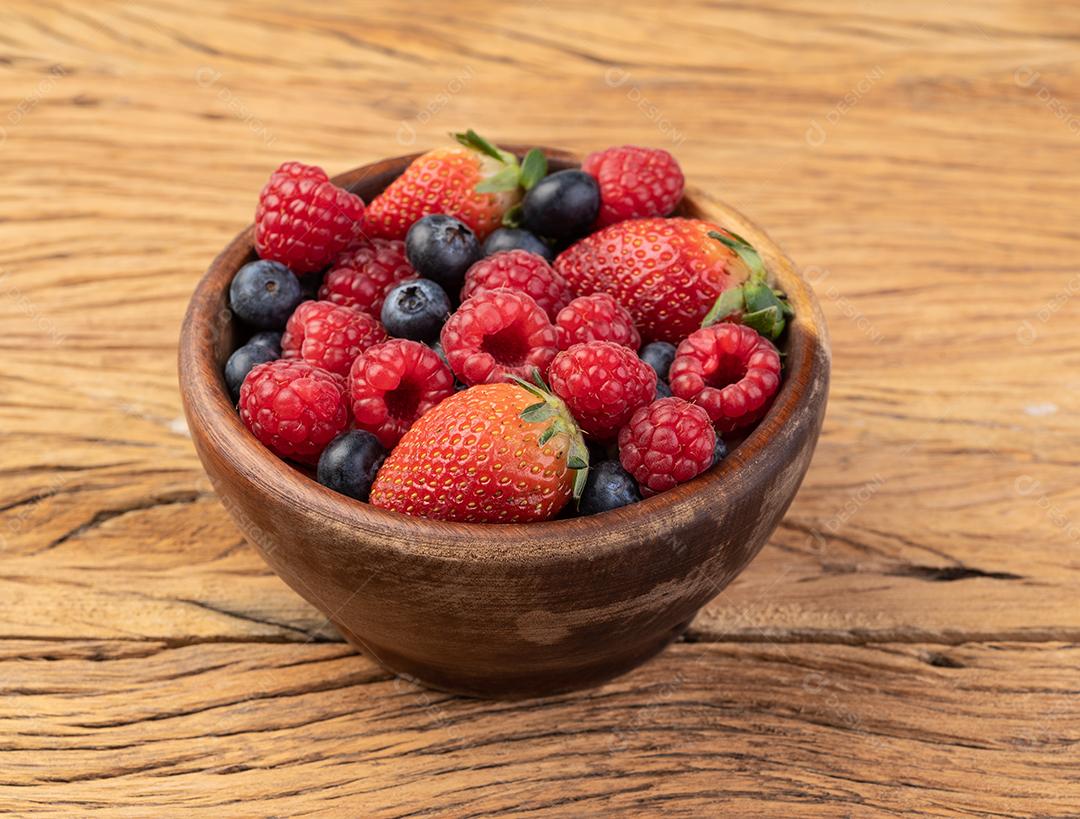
[582, 146, 685, 228]
[549, 342, 656, 440]
[281, 301, 387, 377]
[440, 288, 558, 385]
[318, 239, 416, 316]
[618, 397, 715, 496]
[669, 323, 781, 433]
[239, 360, 350, 465]
[555, 293, 641, 351]
[460, 250, 574, 322]
[254, 161, 367, 274]
[348, 339, 455, 448]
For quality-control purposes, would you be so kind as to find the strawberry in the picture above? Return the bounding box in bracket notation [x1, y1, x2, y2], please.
[363, 130, 546, 242]
[369, 378, 589, 523]
[554, 218, 749, 344]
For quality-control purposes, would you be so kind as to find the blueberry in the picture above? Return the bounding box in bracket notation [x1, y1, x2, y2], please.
[521, 169, 600, 241]
[640, 341, 677, 382]
[578, 460, 642, 516]
[712, 436, 728, 467]
[482, 228, 555, 262]
[405, 214, 481, 292]
[316, 431, 387, 502]
[654, 380, 672, 400]
[247, 331, 282, 354]
[229, 260, 305, 330]
[381, 279, 452, 343]
[224, 341, 279, 402]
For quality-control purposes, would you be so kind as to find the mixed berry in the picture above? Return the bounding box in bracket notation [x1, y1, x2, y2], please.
[223, 131, 791, 524]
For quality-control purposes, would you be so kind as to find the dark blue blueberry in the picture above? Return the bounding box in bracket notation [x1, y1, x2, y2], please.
[224, 341, 279, 402]
[247, 331, 282, 354]
[640, 341, 677, 382]
[521, 169, 600, 241]
[654, 380, 672, 400]
[405, 214, 481, 292]
[712, 436, 728, 467]
[578, 460, 642, 516]
[229, 259, 304, 330]
[381, 279, 452, 343]
[316, 431, 387, 502]
[482, 227, 556, 262]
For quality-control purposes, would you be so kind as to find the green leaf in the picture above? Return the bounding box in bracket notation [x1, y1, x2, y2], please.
[567, 455, 587, 470]
[702, 286, 745, 327]
[475, 165, 522, 193]
[520, 402, 555, 423]
[743, 281, 787, 315]
[509, 376, 545, 400]
[453, 129, 509, 163]
[501, 203, 524, 228]
[538, 425, 557, 445]
[571, 461, 589, 500]
[518, 149, 547, 190]
[741, 306, 785, 340]
[530, 368, 549, 392]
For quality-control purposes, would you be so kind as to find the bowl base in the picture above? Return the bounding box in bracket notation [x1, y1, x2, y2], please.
[330, 614, 697, 700]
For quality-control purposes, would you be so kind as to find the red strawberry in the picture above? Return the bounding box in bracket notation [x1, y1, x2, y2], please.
[554, 218, 749, 344]
[318, 239, 417, 316]
[364, 131, 544, 241]
[369, 381, 589, 523]
[254, 161, 367, 274]
[582, 146, 684, 228]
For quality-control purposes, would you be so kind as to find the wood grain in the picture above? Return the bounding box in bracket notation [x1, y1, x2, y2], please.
[1, 0, 1078, 813]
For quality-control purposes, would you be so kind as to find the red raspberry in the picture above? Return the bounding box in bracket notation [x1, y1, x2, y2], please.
[440, 288, 558, 385]
[254, 161, 367, 275]
[460, 250, 574, 322]
[239, 360, 349, 465]
[555, 293, 641, 351]
[669, 323, 781, 433]
[581, 146, 685, 228]
[618, 397, 715, 496]
[348, 340, 455, 448]
[549, 342, 656, 440]
[281, 301, 387, 377]
[318, 239, 416, 316]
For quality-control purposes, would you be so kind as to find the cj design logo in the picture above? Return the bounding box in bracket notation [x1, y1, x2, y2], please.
[396, 120, 417, 146]
[194, 66, 222, 89]
[1014, 66, 1041, 88]
[1016, 320, 1037, 346]
[604, 67, 630, 88]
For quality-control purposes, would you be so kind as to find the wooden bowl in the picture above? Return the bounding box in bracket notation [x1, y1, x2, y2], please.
[178, 147, 830, 698]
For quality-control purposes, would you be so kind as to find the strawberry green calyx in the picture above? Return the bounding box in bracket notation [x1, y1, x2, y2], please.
[701, 230, 794, 340]
[512, 371, 590, 500]
[453, 130, 547, 197]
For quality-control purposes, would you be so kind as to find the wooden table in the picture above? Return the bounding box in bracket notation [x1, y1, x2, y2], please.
[3, 1, 1078, 814]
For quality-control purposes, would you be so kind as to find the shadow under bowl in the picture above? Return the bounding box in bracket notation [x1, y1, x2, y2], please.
[178, 147, 830, 698]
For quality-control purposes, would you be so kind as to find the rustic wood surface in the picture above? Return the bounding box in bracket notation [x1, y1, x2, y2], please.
[1, 0, 1078, 815]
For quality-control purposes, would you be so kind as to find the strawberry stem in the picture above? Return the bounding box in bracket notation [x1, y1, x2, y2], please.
[510, 374, 590, 500]
[703, 230, 793, 341]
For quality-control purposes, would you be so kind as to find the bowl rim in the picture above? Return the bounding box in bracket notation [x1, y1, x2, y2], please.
[178, 146, 829, 566]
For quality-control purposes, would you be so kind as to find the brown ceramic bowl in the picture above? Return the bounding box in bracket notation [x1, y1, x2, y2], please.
[178, 147, 830, 698]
